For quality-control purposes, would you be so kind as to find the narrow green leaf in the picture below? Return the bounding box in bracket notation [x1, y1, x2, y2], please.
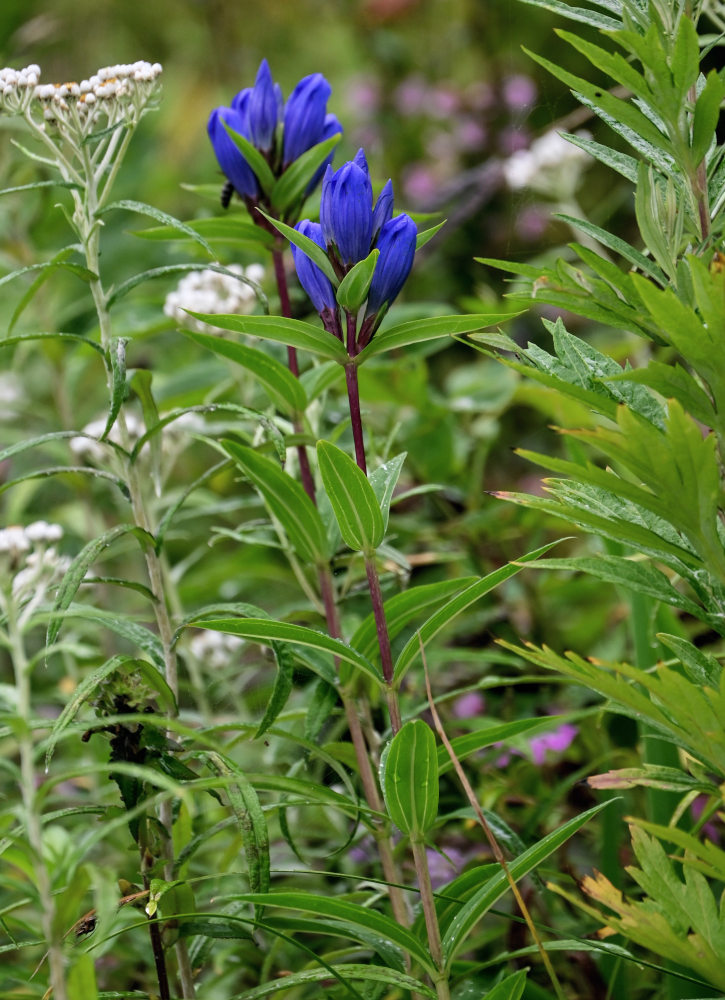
[554, 214, 666, 282]
[0, 466, 129, 500]
[369, 452, 406, 533]
[109, 262, 267, 310]
[256, 210, 339, 285]
[693, 70, 725, 166]
[393, 541, 558, 683]
[514, 0, 621, 30]
[270, 133, 342, 213]
[415, 220, 446, 250]
[67, 953, 98, 1000]
[336, 249, 379, 311]
[186, 312, 347, 363]
[657, 634, 721, 688]
[442, 801, 612, 964]
[255, 642, 295, 738]
[221, 122, 276, 195]
[228, 964, 434, 1000]
[129, 369, 162, 496]
[0, 179, 81, 196]
[438, 717, 567, 774]
[197, 619, 381, 684]
[382, 719, 439, 838]
[203, 752, 269, 893]
[317, 440, 384, 552]
[219, 890, 436, 971]
[485, 969, 528, 1000]
[184, 330, 307, 415]
[102, 337, 129, 442]
[0, 331, 104, 354]
[47, 525, 154, 651]
[132, 214, 275, 249]
[100, 199, 214, 257]
[361, 313, 518, 359]
[560, 131, 638, 182]
[0, 257, 96, 292]
[223, 440, 330, 563]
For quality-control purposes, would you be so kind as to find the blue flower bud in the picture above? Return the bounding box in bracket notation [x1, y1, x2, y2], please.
[207, 106, 259, 199]
[366, 213, 417, 316]
[320, 159, 373, 266]
[247, 59, 279, 152]
[372, 179, 394, 244]
[291, 221, 337, 315]
[283, 73, 332, 166]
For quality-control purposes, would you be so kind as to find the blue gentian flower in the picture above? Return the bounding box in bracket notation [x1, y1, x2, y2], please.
[293, 150, 417, 350]
[291, 221, 337, 317]
[208, 60, 340, 207]
[207, 106, 259, 200]
[365, 213, 417, 317]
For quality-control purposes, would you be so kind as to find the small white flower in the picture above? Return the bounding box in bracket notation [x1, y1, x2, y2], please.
[189, 629, 244, 669]
[164, 263, 265, 334]
[503, 129, 592, 196]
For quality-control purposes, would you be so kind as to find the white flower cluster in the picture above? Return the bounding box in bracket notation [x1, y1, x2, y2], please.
[503, 129, 592, 196]
[0, 61, 162, 134]
[164, 264, 265, 335]
[0, 373, 22, 420]
[70, 413, 144, 464]
[0, 521, 70, 615]
[189, 629, 244, 670]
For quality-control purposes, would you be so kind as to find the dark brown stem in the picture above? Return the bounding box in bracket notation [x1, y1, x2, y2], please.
[272, 241, 317, 502]
[143, 874, 171, 1000]
[364, 555, 401, 733]
[345, 363, 367, 474]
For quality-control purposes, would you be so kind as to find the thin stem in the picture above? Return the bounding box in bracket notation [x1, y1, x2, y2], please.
[364, 555, 401, 733]
[410, 839, 450, 1000]
[345, 362, 367, 474]
[7, 595, 68, 1000]
[271, 242, 317, 502]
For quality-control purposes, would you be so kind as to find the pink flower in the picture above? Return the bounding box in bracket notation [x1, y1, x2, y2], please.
[452, 691, 486, 719]
[529, 723, 578, 765]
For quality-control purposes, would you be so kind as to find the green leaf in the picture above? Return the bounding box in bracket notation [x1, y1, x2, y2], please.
[270, 133, 342, 213]
[197, 619, 381, 684]
[256, 210, 339, 285]
[485, 969, 528, 1000]
[184, 330, 307, 415]
[317, 440, 384, 553]
[0, 465, 129, 499]
[102, 337, 129, 443]
[336, 249, 379, 311]
[255, 642, 295, 738]
[382, 719, 439, 838]
[438, 717, 568, 774]
[221, 122, 276, 195]
[657, 634, 721, 689]
[0, 331, 105, 354]
[202, 753, 269, 893]
[67, 953, 98, 1000]
[693, 70, 725, 166]
[0, 256, 97, 292]
[361, 312, 518, 359]
[351, 577, 478, 663]
[99, 199, 214, 257]
[226, 963, 435, 1000]
[218, 890, 436, 971]
[559, 131, 638, 183]
[513, 0, 621, 30]
[186, 313, 347, 363]
[132, 214, 275, 250]
[45, 655, 143, 768]
[0, 179, 81, 197]
[393, 541, 558, 683]
[223, 440, 330, 563]
[108, 262, 267, 310]
[47, 525, 154, 652]
[415, 220, 446, 250]
[554, 214, 666, 282]
[442, 801, 613, 964]
[604, 362, 716, 428]
[369, 452, 406, 533]
[129, 369, 162, 496]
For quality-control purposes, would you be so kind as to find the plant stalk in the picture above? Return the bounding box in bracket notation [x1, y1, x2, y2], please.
[410, 839, 450, 1000]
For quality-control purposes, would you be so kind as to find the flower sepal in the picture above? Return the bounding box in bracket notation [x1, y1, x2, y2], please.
[220, 119, 276, 197]
[336, 248, 379, 313]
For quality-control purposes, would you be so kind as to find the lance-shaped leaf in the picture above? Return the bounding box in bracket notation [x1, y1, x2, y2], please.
[317, 440, 384, 553]
[381, 719, 439, 839]
[271, 133, 342, 213]
[186, 313, 347, 363]
[185, 331, 307, 416]
[224, 440, 330, 564]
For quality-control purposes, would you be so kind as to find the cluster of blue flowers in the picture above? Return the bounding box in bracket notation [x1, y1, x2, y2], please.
[208, 61, 417, 349]
[208, 59, 341, 203]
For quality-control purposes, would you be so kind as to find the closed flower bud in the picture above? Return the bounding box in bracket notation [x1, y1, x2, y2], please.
[371, 178, 394, 244]
[291, 221, 337, 315]
[247, 59, 278, 152]
[366, 213, 417, 317]
[320, 158, 373, 266]
[207, 106, 259, 199]
[283, 72, 332, 166]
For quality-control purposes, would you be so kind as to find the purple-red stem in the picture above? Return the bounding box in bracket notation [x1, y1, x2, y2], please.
[272, 243, 317, 502]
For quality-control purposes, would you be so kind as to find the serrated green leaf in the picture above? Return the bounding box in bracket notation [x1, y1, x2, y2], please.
[223, 440, 330, 563]
[657, 634, 721, 688]
[382, 719, 439, 838]
[184, 330, 306, 415]
[317, 440, 384, 553]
